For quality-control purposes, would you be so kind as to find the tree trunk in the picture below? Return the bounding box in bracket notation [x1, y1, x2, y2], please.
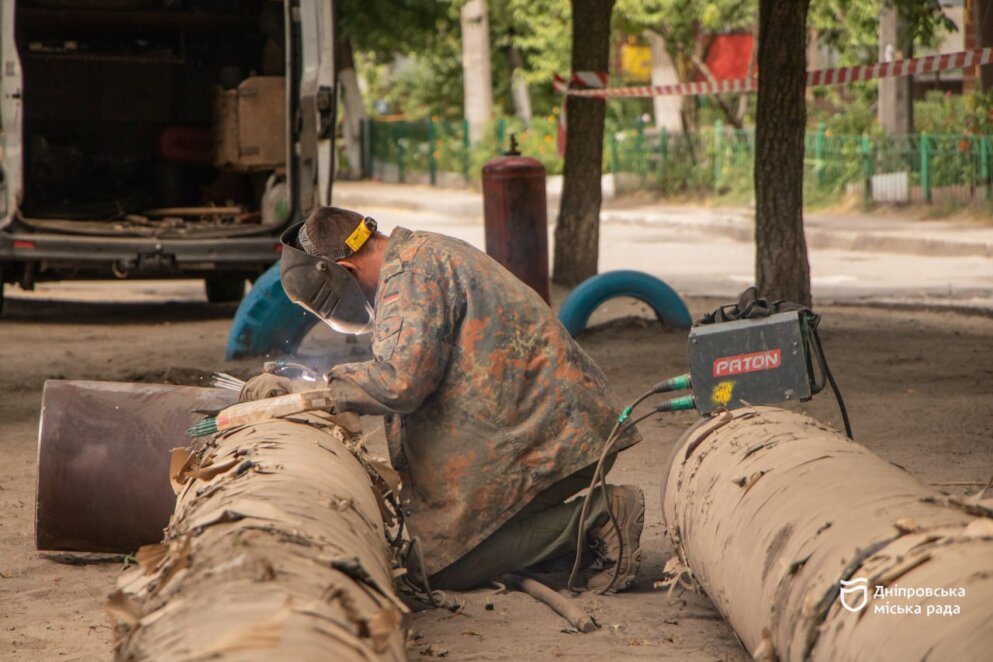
[754, 0, 811, 306]
[461, 0, 494, 144]
[552, 0, 614, 286]
[805, 28, 817, 104]
[647, 31, 682, 132]
[878, 5, 914, 135]
[978, 0, 993, 91]
[508, 45, 533, 126]
[337, 38, 367, 180]
[737, 32, 757, 122]
[677, 52, 699, 133]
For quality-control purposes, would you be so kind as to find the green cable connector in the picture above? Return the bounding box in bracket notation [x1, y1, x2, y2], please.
[653, 373, 692, 394]
[617, 406, 633, 424]
[657, 395, 696, 413]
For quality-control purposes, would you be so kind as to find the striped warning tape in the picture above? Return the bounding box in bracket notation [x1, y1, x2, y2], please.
[557, 47, 993, 99]
[553, 71, 608, 93]
[553, 71, 609, 156]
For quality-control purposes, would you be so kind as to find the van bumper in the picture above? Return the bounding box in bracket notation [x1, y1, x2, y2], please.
[0, 231, 281, 273]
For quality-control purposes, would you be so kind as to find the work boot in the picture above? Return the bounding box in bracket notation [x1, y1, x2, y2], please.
[586, 485, 645, 593]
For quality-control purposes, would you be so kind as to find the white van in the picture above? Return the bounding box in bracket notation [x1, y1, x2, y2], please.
[0, 0, 336, 311]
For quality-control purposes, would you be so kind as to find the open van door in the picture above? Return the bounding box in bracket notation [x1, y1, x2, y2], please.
[0, 0, 23, 231]
[288, 0, 337, 221]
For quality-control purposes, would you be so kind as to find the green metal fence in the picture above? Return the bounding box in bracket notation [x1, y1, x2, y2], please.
[362, 118, 471, 185]
[358, 116, 993, 204]
[609, 119, 993, 204]
[359, 116, 563, 186]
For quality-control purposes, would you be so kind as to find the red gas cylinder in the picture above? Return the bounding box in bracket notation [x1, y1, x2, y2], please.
[481, 136, 551, 304]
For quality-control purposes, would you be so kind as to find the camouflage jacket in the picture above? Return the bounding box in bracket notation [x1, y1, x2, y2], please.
[327, 227, 641, 575]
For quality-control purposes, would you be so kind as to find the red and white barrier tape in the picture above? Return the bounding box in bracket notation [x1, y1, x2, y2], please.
[553, 71, 608, 93]
[557, 47, 993, 99]
[553, 71, 609, 155]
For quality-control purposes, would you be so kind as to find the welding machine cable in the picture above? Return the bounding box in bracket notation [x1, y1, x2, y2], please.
[566, 418, 624, 593]
[808, 325, 853, 439]
[565, 382, 690, 593]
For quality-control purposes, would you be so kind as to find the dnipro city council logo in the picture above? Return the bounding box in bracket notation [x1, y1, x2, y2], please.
[839, 577, 869, 612]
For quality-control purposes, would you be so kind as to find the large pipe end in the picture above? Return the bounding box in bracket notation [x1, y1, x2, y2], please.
[36, 380, 237, 553]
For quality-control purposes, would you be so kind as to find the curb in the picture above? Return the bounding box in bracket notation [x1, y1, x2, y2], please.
[804, 229, 993, 258]
[600, 211, 993, 259]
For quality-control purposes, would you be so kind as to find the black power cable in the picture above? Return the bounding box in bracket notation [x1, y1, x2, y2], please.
[807, 321, 853, 439]
[566, 386, 695, 594]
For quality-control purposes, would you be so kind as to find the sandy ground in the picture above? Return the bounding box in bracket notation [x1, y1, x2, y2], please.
[1, 284, 992, 660]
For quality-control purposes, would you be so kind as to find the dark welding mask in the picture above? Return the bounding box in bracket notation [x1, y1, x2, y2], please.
[279, 218, 377, 335]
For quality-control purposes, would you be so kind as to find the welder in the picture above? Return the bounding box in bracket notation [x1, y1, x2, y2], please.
[241, 206, 644, 593]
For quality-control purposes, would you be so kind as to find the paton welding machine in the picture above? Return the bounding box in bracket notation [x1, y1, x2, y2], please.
[686, 287, 851, 436]
[689, 310, 812, 415]
[612, 288, 851, 439]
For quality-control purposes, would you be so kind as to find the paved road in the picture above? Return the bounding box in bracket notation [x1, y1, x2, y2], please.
[363, 201, 993, 310]
[6, 183, 992, 310]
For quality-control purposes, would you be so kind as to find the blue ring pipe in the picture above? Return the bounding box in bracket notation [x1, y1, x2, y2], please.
[557, 270, 691, 337]
[225, 262, 319, 359]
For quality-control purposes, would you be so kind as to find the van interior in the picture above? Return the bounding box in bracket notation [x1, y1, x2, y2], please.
[14, 0, 286, 237]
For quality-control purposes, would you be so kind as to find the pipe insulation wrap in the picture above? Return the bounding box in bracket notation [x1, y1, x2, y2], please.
[109, 412, 408, 661]
[662, 407, 993, 661]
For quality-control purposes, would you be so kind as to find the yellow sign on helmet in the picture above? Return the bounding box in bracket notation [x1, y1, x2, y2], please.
[345, 218, 375, 253]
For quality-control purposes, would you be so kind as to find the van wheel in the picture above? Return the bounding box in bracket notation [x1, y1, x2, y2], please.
[204, 274, 247, 304]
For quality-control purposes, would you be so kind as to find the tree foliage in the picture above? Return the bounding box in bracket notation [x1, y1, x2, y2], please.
[810, 0, 956, 65]
[342, 0, 961, 123]
[337, 0, 454, 56]
[346, 0, 571, 120]
[356, 43, 466, 119]
[614, 0, 755, 56]
[338, 0, 462, 118]
[495, 0, 572, 114]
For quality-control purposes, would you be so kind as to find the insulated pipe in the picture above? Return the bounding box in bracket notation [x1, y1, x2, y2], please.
[662, 407, 993, 661]
[109, 412, 407, 660]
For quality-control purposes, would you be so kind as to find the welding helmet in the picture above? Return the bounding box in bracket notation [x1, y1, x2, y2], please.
[279, 218, 377, 335]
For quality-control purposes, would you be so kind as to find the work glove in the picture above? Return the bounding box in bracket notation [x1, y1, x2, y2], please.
[239, 374, 297, 402]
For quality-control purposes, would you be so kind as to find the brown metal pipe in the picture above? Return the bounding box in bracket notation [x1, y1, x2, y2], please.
[662, 407, 993, 661]
[110, 412, 407, 660]
[35, 380, 237, 553]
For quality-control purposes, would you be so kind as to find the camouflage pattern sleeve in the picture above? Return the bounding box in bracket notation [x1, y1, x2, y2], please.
[326, 269, 454, 416]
